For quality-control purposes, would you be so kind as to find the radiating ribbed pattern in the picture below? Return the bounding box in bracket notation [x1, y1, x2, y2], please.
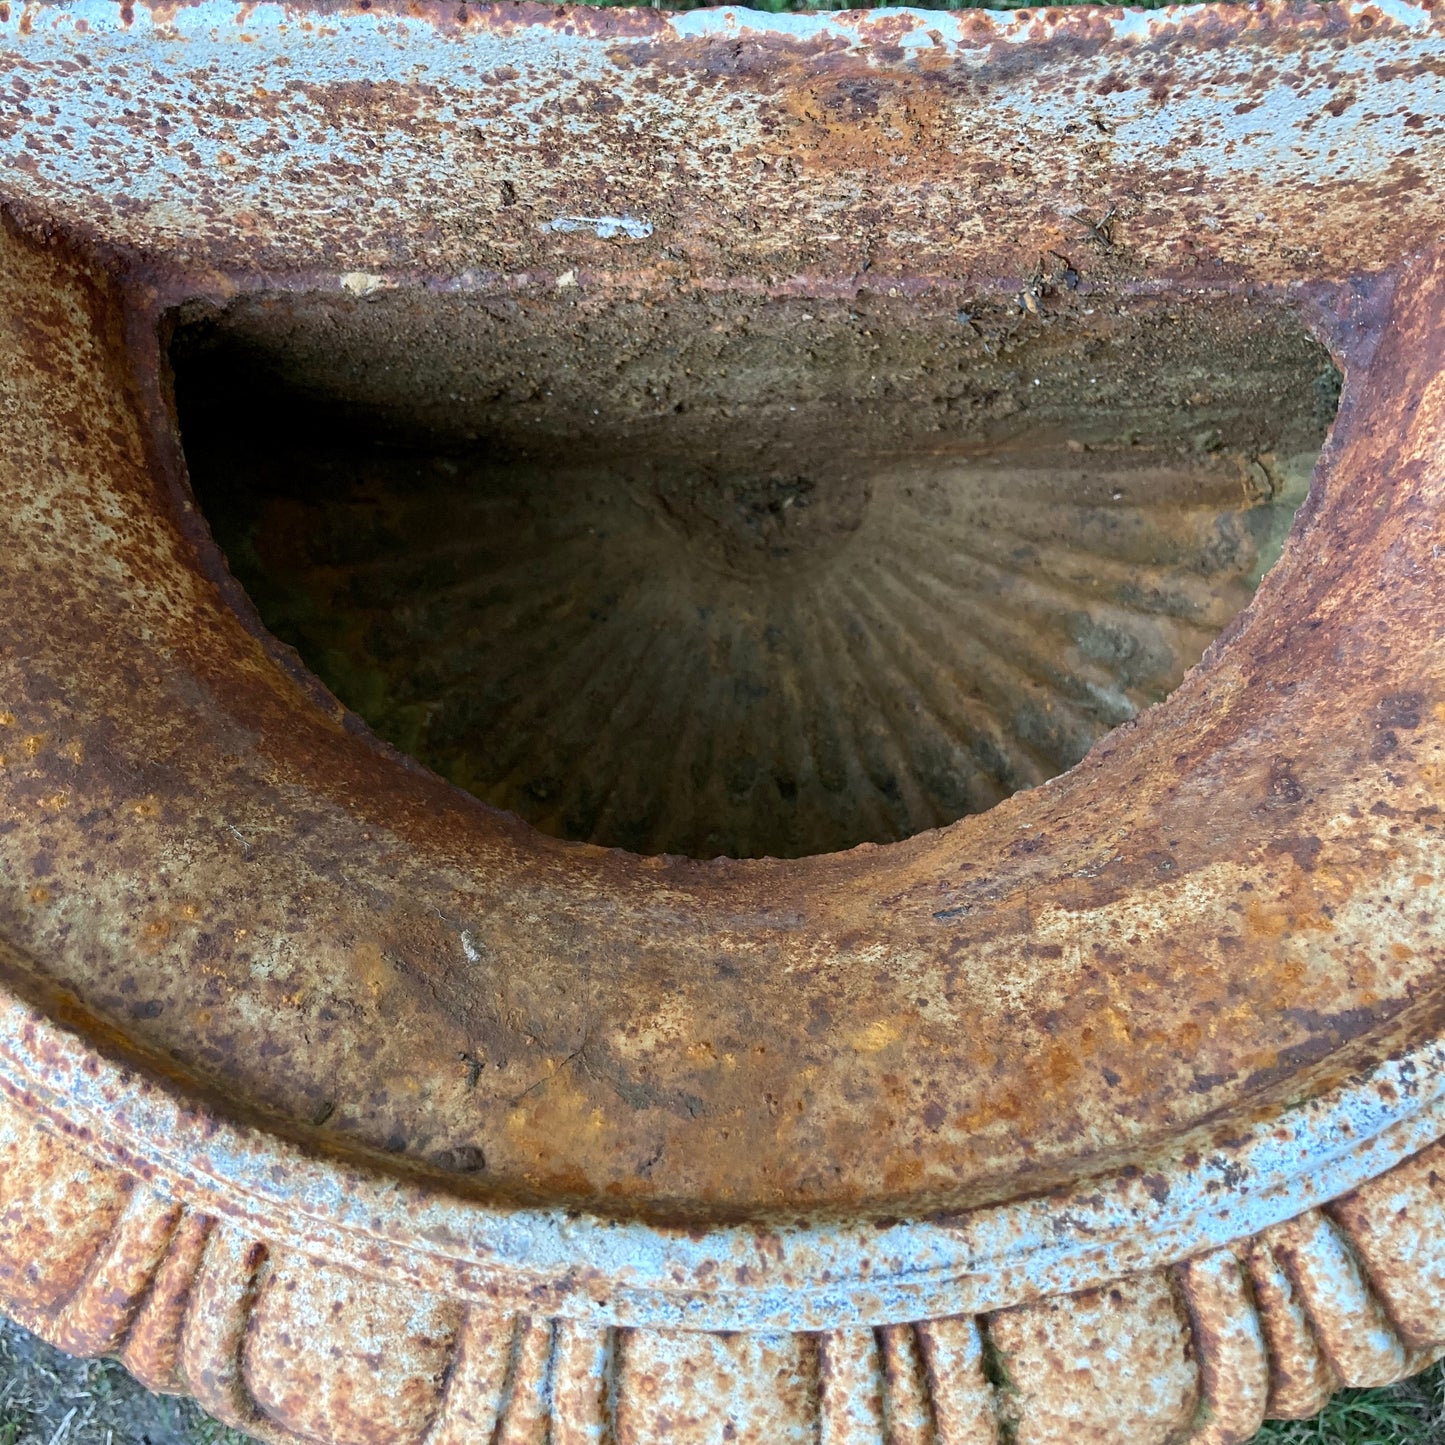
[200, 437, 1313, 858]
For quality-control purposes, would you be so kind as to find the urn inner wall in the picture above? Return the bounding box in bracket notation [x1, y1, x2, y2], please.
[172, 286, 1338, 859]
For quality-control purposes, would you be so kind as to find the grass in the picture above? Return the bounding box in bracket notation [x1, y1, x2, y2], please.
[0, 1319, 257, 1445]
[1249, 1362, 1445, 1445]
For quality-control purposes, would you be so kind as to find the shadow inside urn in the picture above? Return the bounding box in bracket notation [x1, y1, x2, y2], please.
[170, 286, 1339, 860]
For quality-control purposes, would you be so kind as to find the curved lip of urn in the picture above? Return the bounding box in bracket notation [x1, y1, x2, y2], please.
[5, 965, 1445, 1331]
[3, 0, 1445, 1333]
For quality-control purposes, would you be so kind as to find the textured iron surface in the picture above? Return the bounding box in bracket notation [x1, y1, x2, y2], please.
[1, 0, 1444, 282]
[2, 0, 1445, 1440]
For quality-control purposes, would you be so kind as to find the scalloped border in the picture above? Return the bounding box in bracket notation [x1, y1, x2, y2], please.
[7, 985, 1445, 1444]
[5, 956, 1445, 1332]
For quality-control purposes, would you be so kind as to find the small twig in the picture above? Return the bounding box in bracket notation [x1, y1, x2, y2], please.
[45, 1406, 77, 1445]
[1067, 205, 1117, 248]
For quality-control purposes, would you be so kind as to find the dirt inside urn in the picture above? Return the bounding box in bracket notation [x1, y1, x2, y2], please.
[170, 284, 1339, 859]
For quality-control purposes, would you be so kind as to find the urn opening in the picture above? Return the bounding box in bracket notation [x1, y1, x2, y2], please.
[172, 285, 1338, 860]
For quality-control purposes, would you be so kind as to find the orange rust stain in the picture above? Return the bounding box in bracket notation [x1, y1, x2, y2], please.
[767, 73, 950, 173]
[880, 1150, 926, 1193]
[1418, 761, 1445, 795]
[849, 1019, 901, 1054]
[1268, 957, 1309, 999]
[351, 941, 393, 1000]
[1246, 899, 1334, 938]
[1044, 1039, 1082, 1089]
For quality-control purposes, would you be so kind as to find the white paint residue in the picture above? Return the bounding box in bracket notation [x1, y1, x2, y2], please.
[1099, 9, 1156, 44]
[544, 215, 653, 241]
[339, 271, 389, 296]
[1364, 0, 1435, 31]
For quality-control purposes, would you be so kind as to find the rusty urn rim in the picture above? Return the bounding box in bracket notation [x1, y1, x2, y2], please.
[3, 0, 1445, 1440]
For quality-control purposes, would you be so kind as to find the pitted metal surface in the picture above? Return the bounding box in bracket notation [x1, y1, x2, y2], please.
[2, 1, 1445, 1441]
[1, 0, 1443, 283]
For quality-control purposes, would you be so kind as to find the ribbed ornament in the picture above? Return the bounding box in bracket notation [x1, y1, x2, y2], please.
[201, 435, 1311, 859]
